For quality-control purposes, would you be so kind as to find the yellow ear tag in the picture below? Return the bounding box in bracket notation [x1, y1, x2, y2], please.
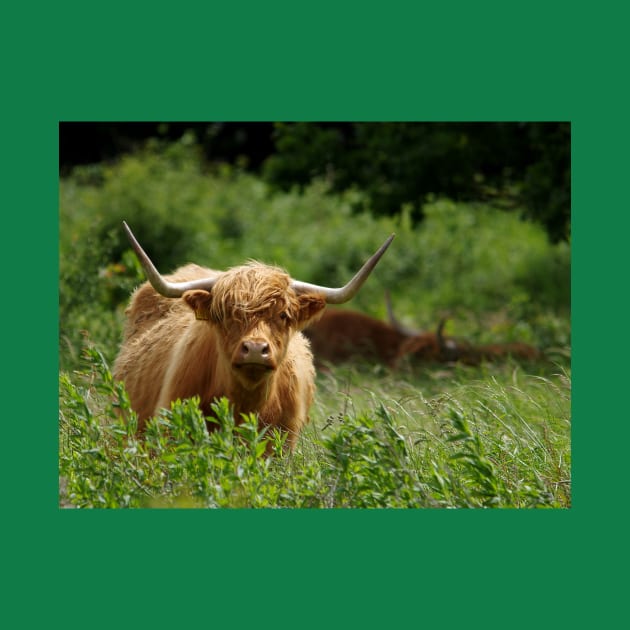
[194, 310, 209, 321]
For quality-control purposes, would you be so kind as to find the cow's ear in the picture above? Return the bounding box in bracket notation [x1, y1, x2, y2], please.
[183, 290, 214, 321]
[294, 294, 326, 329]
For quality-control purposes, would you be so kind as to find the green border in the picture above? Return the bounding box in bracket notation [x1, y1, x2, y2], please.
[5, 2, 626, 628]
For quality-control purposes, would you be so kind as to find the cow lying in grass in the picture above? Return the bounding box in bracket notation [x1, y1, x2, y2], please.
[304, 296, 541, 369]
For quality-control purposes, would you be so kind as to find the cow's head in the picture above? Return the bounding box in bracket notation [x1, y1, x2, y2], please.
[182, 264, 326, 387]
[396, 317, 464, 364]
[122, 222, 394, 387]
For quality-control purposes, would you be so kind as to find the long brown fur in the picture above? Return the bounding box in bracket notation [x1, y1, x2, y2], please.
[304, 308, 541, 368]
[113, 263, 326, 450]
[302, 308, 409, 367]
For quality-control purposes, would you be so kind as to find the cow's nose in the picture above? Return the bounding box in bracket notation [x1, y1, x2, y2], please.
[239, 340, 271, 363]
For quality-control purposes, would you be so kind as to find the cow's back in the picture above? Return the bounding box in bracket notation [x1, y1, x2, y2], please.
[304, 309, 406, 366]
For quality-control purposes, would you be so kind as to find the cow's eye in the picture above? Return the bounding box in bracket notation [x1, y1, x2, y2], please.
[279, 311, 289, 322]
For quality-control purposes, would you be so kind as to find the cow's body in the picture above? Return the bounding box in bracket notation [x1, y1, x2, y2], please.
[303, 308, 407, 367]
[114, 263, 326, 449]
[396, 334, 541, 366]
[456, 341, 541, 365]
[305, 306, 541, 369]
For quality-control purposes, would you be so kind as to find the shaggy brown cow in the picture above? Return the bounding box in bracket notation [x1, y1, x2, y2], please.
[113, 223, 394, 449]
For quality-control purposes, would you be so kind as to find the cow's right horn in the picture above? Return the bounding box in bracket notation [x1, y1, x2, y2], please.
[122, 222, 219, 297]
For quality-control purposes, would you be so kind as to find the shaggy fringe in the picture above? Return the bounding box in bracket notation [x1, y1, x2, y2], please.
[209, 262, 297, 324]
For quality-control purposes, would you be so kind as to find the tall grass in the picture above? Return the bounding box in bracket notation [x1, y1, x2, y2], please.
[59, 344, 570, 508]
[59, 137, 571, 508]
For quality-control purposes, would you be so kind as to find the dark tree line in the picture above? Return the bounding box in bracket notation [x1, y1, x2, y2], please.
[60, 121, 570, 242]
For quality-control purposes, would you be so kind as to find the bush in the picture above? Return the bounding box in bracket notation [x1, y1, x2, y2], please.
[59, 137, 570, 371]
[263, 122, 570, 242]
[59, 343, 570, 509]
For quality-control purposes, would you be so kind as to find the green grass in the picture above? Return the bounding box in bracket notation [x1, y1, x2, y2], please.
[59, 345, 570, 509]
[58, 136, 571, 509]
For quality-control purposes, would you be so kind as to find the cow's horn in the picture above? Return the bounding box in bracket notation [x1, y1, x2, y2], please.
[436, 317, 448, 350]
[290, 234, 395, 304]
[122, 222, 219, 297]
[385, 289, 420, 336]
[124, 222, 394, 303]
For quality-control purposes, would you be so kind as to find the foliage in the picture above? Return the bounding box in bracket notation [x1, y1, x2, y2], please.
[59, 138, 570, 509]
[263, 122, 570, 242]
[59, 342, 570, 509]
[61, 122, 571, 242]
[59, 136, 570, 372]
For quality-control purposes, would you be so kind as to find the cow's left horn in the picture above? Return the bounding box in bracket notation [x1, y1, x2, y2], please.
[122, 221, 219, 297]
[385, 289, 421, 336]
[290, 234, 395, 304]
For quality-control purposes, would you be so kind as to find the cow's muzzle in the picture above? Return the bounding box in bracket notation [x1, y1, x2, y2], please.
[234, 339, 275, 370]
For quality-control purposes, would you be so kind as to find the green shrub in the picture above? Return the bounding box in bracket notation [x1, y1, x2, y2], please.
[59, 137, 570, 371]
[59, 344, 570, 509]
[262, 122, 570, 242]
[321, 405, 426, 508]
[59, 138, 570, 509]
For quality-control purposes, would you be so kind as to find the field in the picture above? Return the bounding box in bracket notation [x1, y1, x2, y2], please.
[59, 137, 571, 508]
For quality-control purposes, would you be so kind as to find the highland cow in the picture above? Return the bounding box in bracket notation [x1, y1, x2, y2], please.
[113, 223, 394, 449]
[305, 291, 541, 369]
